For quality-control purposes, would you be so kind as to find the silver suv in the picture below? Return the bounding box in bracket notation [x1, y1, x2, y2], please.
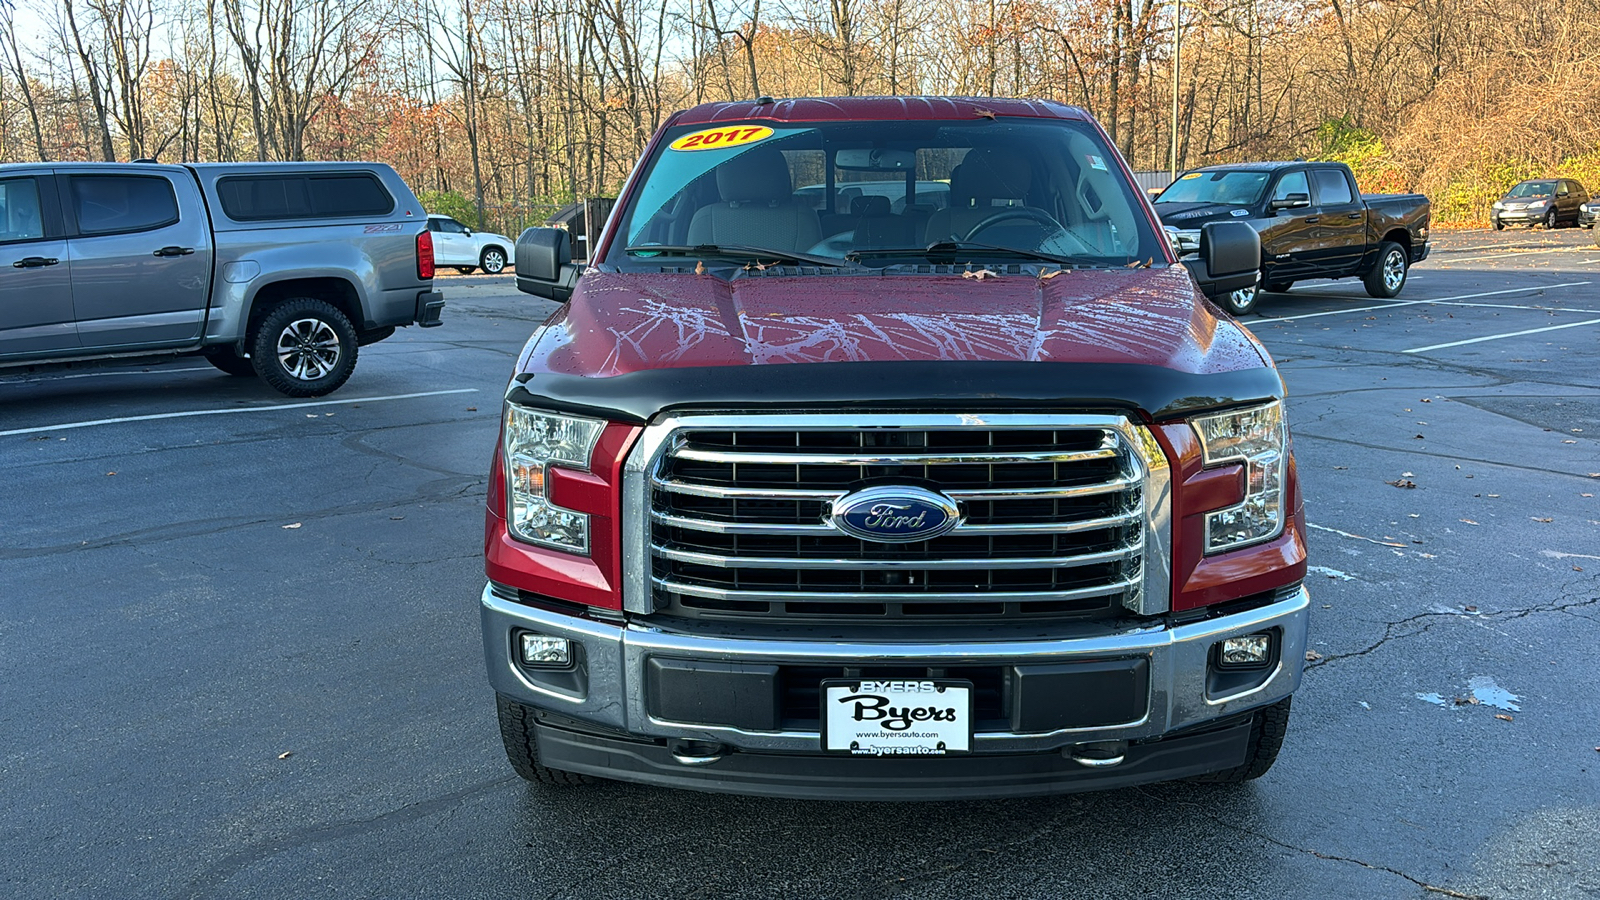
[0, 162, 443, 396]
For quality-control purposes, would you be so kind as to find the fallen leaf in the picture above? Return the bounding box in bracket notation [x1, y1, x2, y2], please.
[1574, 566, 1584, 572]
[390, 516, 405, 521]
[1460, 518, 1480, 525]
[1531, 517, 1553, 523]
[694, 260, 707, 275]
[466, 407, 477, 412]
[1421, 398, 1432, 403]
[1039, 268, 1065, 280]
[282, 522, 302, 529]
[1414, 434, 1425, 439]
[1332, 465, 1348, 470]
[1488, 494, 1500, 498]
[1305, 650, 1323, 661]
[972, 106, 997, 119]
[1386, 479, 1417, 489]
[278, 751, 294, 759]
[1464, 605, 1478, 612]
[1494, 714, 1513, 722]
[105, 471, 116, 476]
[1564, 440, 1578, 444]
[306, 414, 317, 418]
[1582, 494, 1593, 498]
[961, 268, 998, 280]
[1453, 696, 1479, 706]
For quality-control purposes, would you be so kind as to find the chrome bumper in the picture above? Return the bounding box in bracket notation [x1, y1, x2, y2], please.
[481, 584, 1309, 753]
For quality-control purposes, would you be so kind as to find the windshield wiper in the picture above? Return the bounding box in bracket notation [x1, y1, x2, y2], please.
[847, 241, 1093, 267]
[625, 244, 844, 267]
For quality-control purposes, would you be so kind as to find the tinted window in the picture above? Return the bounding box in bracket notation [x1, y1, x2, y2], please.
[439, 218, 468, 234]
[1157, 170, 1270, 206]
[217, 173, 393, 221]
[72, 175, 179, 235]
[1271, 171, 1309, 202]
[1312, 169, 1353, 205]
[0, 178, 45, 243]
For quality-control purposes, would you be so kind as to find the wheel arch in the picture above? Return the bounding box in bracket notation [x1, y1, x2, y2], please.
[240, 276, 362, 351]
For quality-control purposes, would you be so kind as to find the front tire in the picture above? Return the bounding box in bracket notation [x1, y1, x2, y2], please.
[1363, 241, 1408, 298]
[250, 298, 358, 397]
[480, 246, 508, 274]
[1544, 209, 1558, 229]
[1189, 696, 1292, 783]
[496, 695, 598, 785]
[202, 346, 257, 377]
[1217, 276, 1261, 316]
[1492, 218, 1505, 231]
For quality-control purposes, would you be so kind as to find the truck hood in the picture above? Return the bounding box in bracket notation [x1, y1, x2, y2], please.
[1154, 201, 1258, 227]
[519, 265, 1266, 378]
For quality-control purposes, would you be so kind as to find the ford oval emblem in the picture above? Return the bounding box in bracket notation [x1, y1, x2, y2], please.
[829, 486, 963, 544]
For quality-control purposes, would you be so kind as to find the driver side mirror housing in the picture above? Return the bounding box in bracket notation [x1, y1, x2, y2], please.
[515, 227, 581, 301]
[1269, 192, 1310, 211]
[1182, 220, 1260, 302]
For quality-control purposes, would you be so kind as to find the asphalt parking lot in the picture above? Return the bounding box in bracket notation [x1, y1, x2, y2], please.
[3, 228, 1598, 900]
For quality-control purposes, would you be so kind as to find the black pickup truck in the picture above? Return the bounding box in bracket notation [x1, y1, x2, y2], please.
[1154, 161, 1430, 314]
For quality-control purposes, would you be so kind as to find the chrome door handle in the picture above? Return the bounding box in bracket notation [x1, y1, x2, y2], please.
[1303, 217, 1320, 224]
[152, 246, 195, 257]
[1348, 212, 1362, 219]
[11, 256, 59, 268]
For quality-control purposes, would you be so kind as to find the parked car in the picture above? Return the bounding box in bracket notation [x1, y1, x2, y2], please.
[0, 161, 443, 396]
[1154, 161, 1431, 314]
[427, 213, 513, 274]
[1491, 179, 1590, 230]
[1580, 195, 1598, 229]
[488, 96, 1308, 801]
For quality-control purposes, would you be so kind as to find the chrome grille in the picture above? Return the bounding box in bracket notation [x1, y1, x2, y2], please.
[623, 414, 1171, 622]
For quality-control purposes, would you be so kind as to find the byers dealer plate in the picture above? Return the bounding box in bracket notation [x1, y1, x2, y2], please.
[821, 679, 972, 755]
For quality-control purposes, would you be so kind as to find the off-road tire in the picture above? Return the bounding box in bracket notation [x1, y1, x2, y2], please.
[480, 246, 508, 274]
[1261, 279, 1293, 294]
[496, 695, 597, 785]
[249, 298, 358, 398]
[1362, 241, 1408, 298]
[1189, 696, 1292, 783]
[1544, 208, 1558, 230]
[455, 266, 476, 275]
[202, 346, 257, 377]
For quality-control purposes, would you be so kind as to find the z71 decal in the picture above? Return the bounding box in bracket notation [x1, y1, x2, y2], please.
[669, 125, 775, 152]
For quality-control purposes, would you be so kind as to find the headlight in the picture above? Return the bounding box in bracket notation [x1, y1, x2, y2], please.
[1492, 201, 1504, 210]
[504, 404, 605, 554]
[1192, 402, 1287, 554]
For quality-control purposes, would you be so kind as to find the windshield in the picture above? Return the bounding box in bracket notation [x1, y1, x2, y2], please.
[608, 117, 1160, 268]
[1507, 181, 1555, 198]
[1155, 170, 1270, 206]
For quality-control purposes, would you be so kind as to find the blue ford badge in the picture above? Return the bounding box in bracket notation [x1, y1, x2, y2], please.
[829, 486, 962, 543]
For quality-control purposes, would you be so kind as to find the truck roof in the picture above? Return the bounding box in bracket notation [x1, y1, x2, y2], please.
[672, 96, 1090, 126]
[1189, 161, 1329, 172]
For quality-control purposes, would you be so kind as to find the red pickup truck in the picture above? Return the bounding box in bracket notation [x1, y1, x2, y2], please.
[482, 97, 1308, 799]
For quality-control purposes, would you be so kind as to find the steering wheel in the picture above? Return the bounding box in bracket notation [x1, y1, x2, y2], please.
[961, 207, 1061, 242]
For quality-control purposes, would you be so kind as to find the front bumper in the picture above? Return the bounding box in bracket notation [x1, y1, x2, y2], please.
[481, 584, 1310, 798]
[1493, 207, 1549, 224]
[1581, 209, 1597, 227]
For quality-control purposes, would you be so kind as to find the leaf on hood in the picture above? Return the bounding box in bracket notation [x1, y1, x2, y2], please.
[694, 260, 707, 275]
[972, 107, 997, 119]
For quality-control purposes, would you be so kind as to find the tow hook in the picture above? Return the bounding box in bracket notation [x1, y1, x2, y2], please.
[669, 739, 726, 766]
[1067, 741, 1128, 768]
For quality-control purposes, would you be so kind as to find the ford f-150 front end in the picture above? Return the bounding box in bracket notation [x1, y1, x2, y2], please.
[480, 97, 1306, 799]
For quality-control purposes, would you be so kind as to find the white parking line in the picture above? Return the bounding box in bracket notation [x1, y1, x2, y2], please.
[0, 388, 480, 437]
[1404, 318, 1600, 353]
[1263, 282, 1593, 322]
[1433, 247, 1584, 263]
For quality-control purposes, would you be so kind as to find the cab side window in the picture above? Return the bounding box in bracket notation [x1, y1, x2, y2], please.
[0, 178, 45, 243]
[1271, 171, 1309, 204]
[1311, 168, 1354, 206]
[440, 219, 468, 234]
[71, 175, 179, 235]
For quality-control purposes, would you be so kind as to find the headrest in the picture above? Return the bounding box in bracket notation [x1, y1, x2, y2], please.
[716, 148, 793, 204]
[850, 195, 891, 217]
[952, 149, 1033, 204]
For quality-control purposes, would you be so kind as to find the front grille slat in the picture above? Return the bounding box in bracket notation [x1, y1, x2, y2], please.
[647, 422, 1147, 624]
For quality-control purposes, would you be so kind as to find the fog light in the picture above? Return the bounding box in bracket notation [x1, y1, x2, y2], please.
[1218, 633, 1273, 668]
[519, 633, 571, 667]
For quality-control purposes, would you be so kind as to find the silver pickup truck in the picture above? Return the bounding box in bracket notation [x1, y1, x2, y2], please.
[0, 161, 444, 396]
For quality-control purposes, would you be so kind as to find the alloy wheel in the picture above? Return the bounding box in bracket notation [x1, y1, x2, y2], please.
[275, 318, 342, 381]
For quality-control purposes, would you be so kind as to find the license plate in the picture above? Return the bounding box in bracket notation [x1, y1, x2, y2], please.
[821, 679, 972, 755]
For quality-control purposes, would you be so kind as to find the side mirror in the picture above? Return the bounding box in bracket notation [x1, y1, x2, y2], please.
[1182, 220, 1259, 302]
[464, 227, 474, 235]
[1269, 192, 1310, 211]
[515, 227, 580, 301]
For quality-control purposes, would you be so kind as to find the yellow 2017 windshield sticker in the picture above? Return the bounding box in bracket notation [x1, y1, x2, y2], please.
[669, 125, 775, 152]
